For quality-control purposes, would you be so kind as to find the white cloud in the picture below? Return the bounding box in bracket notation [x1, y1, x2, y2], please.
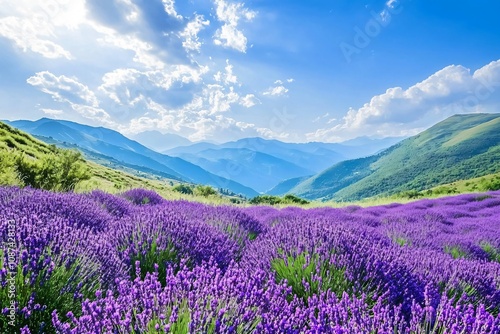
[240, 94, 260, 108]
[117, 84, 283, 142]
[386, 0, 399, 8]
[312, 112, 330, 123]
[205, 84, 240, 114]
[0, 0, 88, 59]
[179, 14, 210, 52]
[120, 94, 257, 142]
[263, 78, 293, 97]
[26, 71, 115, 125]
[70, 103, 113, 125]
[27, 71, 99, 107]
[263, 85, 289, 97]
[306, 60, 500, 142]
[98, 33, 165, 70]
[255, 127, 290, 141]
[0, 16, 72, 59]
[214, 59, 238, 85]
[0, 0, 296, 143]
[98, 64, 209, 105]
[162, 0, 182, 20]
[380, 0, 401, 23]
[99, 68, 142, 104]
[213, 0, 256, 53]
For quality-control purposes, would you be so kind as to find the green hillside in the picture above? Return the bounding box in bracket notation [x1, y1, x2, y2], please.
[0, 121, 239, 204]
[290, 113, 500, 201]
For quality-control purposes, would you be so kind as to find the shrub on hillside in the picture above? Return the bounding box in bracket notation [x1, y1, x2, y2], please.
[397, 190, 424, 199]
[283, 194, 310, 205]
[193, 185, 217, 197]
[13, 150, 91, 191]
[172, 184, 194, 195]
[0, 151, 19, 186]
[249, 195, 282, 205]
[249, 194, 310, 205]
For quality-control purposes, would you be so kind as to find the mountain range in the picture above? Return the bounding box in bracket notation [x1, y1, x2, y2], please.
[5, 118, 402, 195]
[281, 113, 500, 201]
[164, 136, 402, 192]
[7, 113, 498, 202]
[130, 131, 192, 152]
[5, 118, 258, 197]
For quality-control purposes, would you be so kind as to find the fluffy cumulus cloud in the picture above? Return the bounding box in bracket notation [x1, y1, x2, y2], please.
[98, 64, 209, 105]
[240, 94, 260, 108]
[307, 60, 500, 142]
[27, 71, 114, 124]
[120, 92, 284, 142]
[179, 14, 210, 53]
[0, 0, 88, 59]
[263, 79, 294, 97]
[213, 0, 257, 52]
[0, 0, 292, 141]
[27, 71, 99, 107]
[162, 0, 182, 20]
[214, 59, 238, 85]
[97, 33, 166, 70]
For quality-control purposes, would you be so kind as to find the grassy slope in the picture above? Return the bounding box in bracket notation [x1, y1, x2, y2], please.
[291, 113, 500, 201]
[0, 122, 237, 204]
[8, 118, 259, 198]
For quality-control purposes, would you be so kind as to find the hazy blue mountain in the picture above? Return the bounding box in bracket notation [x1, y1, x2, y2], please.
[266, 176, 312, 196]
[7, 118, 258, 197]
[178, 148, 315, 192]
[289, 113, 500, 201]
[131, 130, 192, 152]
[163, 135, 403, 194]
[166, 136, 402, 175]
[164, 142, 220, 155]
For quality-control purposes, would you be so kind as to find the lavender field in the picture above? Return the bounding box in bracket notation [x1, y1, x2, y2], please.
[1, 187, 500, 333]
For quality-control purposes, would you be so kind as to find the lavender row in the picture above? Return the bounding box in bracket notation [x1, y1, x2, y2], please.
[1, 186, 499, 333]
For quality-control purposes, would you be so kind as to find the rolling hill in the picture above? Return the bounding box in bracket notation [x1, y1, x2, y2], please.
[178, 148, 315, 193]
[289, 113, 500, 201]
[165, 136, 403, 193]
[5, 118, 258, 197]
[0, 121, 174, 193]
[166, 137, 402, 173]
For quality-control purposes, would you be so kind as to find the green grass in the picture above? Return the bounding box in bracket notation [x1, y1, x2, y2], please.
[289, 113, 500, 201]
[129, 238, 179, 284]
[442, 117, 500, 148]
[0, 250, 100, 333]
[480, 241, 500, 263]
[0, 121, 243, 205]
[444, 245, 468, 259]
[271, 251, 351, 303]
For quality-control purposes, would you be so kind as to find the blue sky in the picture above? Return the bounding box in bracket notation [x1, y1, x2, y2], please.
[1, 0, 500, 143]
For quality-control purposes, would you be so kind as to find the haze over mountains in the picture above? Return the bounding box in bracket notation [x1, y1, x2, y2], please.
[5, 113, 499, 201]
[282, 113, 500, 201]
[5, 118, 403, 195]
[5, 118, 258, 197]
[164, 137, 402, 192]
[130, 131, 192, 152]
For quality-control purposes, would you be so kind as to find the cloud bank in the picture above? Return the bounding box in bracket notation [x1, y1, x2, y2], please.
[307, 60, 500, 142]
